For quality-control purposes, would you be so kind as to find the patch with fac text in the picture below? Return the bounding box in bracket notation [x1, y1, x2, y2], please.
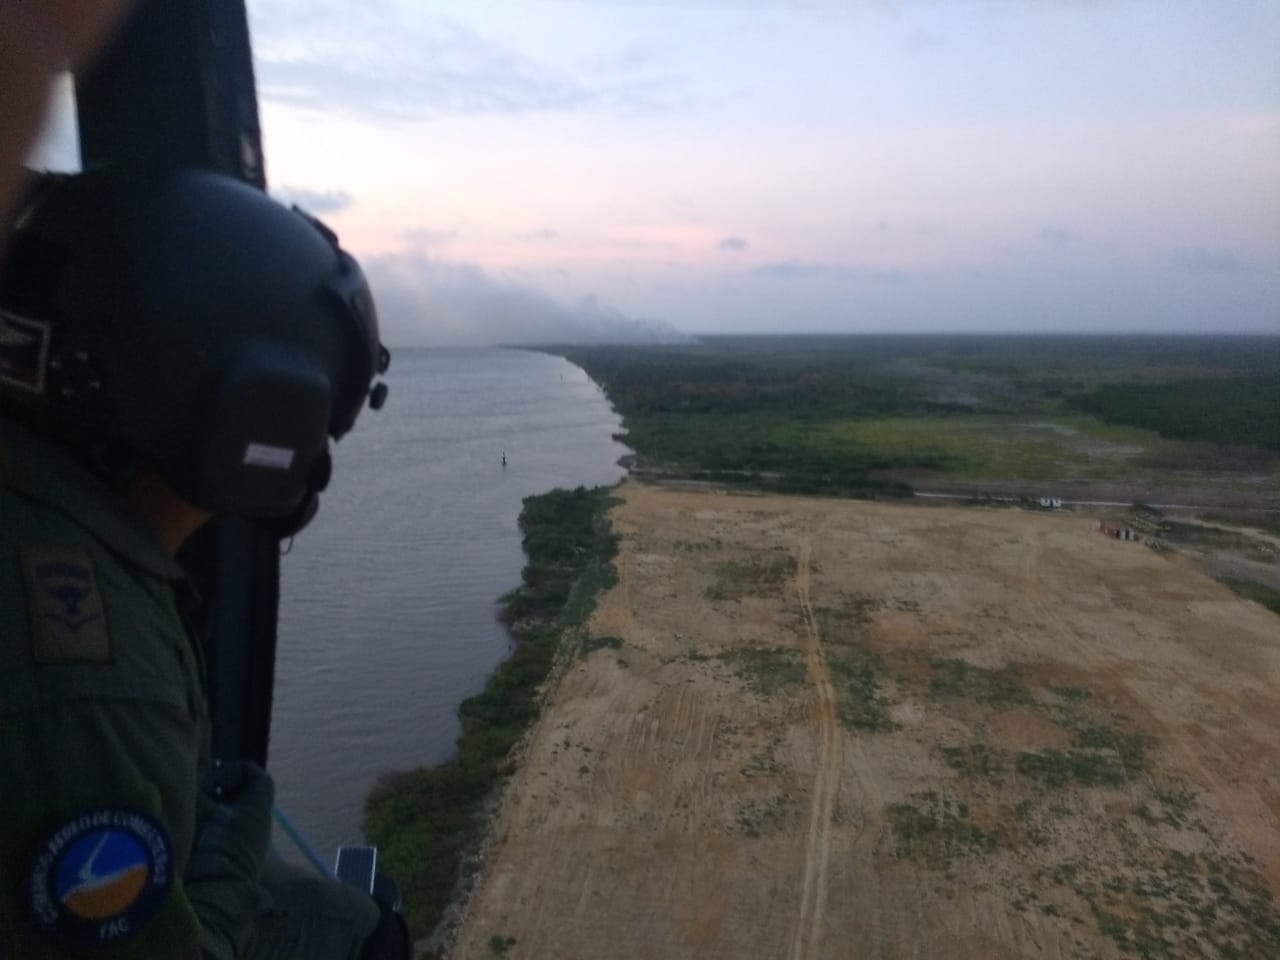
[22, 546, 112, 663]
[26, 808, 173, 947]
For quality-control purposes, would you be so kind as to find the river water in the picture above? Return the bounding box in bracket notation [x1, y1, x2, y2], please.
[269, 348, 629, 859]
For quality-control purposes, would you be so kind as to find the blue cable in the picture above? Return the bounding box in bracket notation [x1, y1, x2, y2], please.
[271, 805, 336, 878]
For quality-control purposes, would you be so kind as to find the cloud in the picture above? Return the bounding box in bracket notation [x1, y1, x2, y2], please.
[1038, 226, 1076, 251]
[901, 24, 946, 54]
[248, 1, 687, 122]
[751, 260, 908, 283]
[581, 39, 663, 76]
[270, 186, 353, 215]
[1169, 248, 1251, 275]
[718, 235, 749, 252]
[528, 229, 559, 241]
[363, 252, 690, 347]
[752, 260, 828, 279]
[404, 227, 459, 251]
[1228, 112, 1280, 136]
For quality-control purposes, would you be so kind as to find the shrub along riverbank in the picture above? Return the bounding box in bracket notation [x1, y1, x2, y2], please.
[364, 486, 619, 944]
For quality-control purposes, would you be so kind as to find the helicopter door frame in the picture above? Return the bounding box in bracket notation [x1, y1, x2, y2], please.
[75, 0, 280, 784]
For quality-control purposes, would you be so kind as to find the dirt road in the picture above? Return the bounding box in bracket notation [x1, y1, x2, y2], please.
[451, 482, 1280, 959]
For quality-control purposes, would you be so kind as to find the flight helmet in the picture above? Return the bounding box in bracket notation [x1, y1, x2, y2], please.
[0, 166, 389, 525]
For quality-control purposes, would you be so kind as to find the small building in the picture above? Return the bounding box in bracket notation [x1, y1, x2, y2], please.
[1099, 519, 1139, 541]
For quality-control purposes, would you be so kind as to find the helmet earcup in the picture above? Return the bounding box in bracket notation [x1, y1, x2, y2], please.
[0, 167, 389, 520]
[175, 343, 331, 517]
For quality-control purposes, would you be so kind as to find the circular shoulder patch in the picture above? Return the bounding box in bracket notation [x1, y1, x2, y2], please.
[26, 808, 173, 946]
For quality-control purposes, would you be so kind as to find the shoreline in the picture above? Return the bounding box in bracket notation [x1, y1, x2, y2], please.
[363, 485, 622, 952]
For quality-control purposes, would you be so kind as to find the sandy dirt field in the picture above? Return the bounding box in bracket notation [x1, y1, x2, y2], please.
[450, 482, 1280, 960]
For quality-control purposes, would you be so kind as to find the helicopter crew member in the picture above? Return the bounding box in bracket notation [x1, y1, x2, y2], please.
[0, 167, 408, 959]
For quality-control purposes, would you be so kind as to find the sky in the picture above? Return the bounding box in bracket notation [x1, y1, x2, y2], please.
[44, 0, 1280, 344]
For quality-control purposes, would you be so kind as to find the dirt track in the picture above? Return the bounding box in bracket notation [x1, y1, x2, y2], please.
[450, 482, 1280, 959]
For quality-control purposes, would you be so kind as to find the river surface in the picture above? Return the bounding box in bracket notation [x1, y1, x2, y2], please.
[269, 348, 628, 860]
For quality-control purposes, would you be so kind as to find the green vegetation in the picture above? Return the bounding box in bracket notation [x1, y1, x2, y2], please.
[552, 335, 1280, 498]
[557, 339, 954, 496]
[704, 554, 796, 601]
[941, 743, 1008, 777]
[1017, 725, 1151, 788]
[1071, 377, 1280, 451]
[1200, 511, 1280, 538]
[488, 935, 517, 955]
[718, 645, 807, 696]
[1017, 748, 1133, 788]
[887, 791, 1005, 867]
[928, 658, 1031, 708]
[734, 791, 796, 838]
[1045, 683, 1092, 703]
[829, 649, 896, 732]
[1042, 848, 1280, 959]
[364, 486, 619, 939]
[816, 414, 1163, 483]
[850, 573, 1278, 956]
[578, 634, 624, 658]
[1155, 520, 1278, 563]
[500, 487, 620, 626]
[816, 595, 883, 634]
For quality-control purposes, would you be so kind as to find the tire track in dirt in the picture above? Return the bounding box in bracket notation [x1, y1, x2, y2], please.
[789, 536, 842, 960]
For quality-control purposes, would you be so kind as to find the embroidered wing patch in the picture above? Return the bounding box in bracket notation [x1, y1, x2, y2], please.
[22, 546, 112, 663]
[27, 808, 174, 946]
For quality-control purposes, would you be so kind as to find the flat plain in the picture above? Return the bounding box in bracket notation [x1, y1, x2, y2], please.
[452, 482, 1280, 960]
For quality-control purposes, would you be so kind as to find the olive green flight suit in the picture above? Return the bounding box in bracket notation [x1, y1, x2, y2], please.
[0, 419, 379, 959]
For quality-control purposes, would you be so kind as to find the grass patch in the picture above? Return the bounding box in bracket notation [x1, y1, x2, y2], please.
[734, 792, 797, 838]
[705, 554, 797, 602]
[719, 645, 806, 697]
[1073, 726, 1153, 770]
[821, 415, 1166, 483]
[1156, 521, 1277, 562]
[1045, 683, 1092, 704]
[1200, 511, 1280, 538]
[1218, 578, 1280, 616]
[1048, 849, 1280, 958]
[941, 743, 1007, 777]
[578, 634, 624, 658]
[488, 935, 517, 955]
[928, 658, 1031, 708]
[1133, 786, 1198, 830]
[365, 486, 620, 939]
[829, 649, 897, 732]
[1016, 723, 1152, 789]
[886, 792, 1005, 868]
[815, 595, 882, 643]
[1017, 749, 1133, 788]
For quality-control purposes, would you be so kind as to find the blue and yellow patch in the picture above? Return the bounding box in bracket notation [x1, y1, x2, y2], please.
[26, 809, 172, 946]
[22, 546, 111, 663]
